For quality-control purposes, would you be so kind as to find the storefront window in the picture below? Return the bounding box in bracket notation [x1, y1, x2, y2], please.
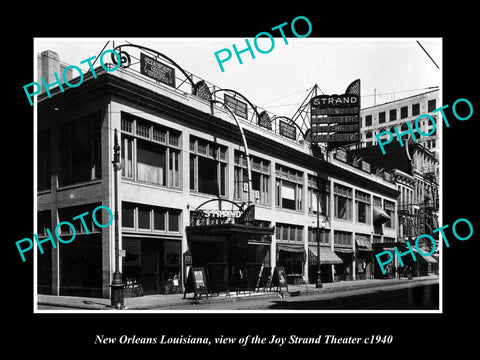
[123, 238, 181, 295]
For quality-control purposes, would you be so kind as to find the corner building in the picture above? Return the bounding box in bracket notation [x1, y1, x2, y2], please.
[36, 47, 398, 299]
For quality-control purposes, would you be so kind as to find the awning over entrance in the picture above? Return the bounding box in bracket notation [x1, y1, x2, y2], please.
[186, 223, 274, 237]
[308, 246, 343, 265]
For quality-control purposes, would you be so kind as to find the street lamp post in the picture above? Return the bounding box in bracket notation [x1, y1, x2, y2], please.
[110, 129, 125, 309]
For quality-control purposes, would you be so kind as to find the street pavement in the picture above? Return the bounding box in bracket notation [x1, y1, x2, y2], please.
[36, 275, 438, 311]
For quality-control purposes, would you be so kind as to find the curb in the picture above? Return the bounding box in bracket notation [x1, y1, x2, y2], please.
[38, 277, 439, 310]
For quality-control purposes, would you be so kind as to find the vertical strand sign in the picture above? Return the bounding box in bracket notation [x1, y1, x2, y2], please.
[310, 79, 360, 149]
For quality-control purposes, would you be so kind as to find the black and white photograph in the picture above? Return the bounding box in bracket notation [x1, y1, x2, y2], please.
[30, 37, 442, 312]
[6, 7, 479, 357]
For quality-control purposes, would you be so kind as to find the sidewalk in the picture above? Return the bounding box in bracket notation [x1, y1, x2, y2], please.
[37, 275, 438, 310]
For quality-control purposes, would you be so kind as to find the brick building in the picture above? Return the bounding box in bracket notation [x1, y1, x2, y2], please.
[36, 45, 399, 299]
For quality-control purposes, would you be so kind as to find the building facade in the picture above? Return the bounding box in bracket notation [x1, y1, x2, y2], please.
[350, 139, 439, 278]
[36, 46, 399, 299]
[360, 89, 440, 161]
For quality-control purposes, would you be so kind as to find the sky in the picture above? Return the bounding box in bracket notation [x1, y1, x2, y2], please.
[34, 37, 441, 117]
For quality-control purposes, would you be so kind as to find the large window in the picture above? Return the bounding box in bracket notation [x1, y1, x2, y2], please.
[334, 230, 352, 247]
[122, 202, 182, 234]
[57, 203, 104, 236]
[121, 113, 181, 189]
[400, 106, 408, 119]
[307, 175, 329, 216]
[190, 136, 227, 196]
[334, 184, 352, 220]
[308, 227, 330, 244]
[276, 223, 303, 242]
[58, 113, 101, 187]
[234, 151, 270, 205]
[38, 130, 51, 191]
[355, 190, 371, 224]
[384, 200, 395, 229]
[275, 165, 303, 211]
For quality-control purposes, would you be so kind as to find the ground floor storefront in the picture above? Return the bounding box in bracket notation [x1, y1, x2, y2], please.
[122, 237, 182, 295]
[37, 225, 406, 298]
[186, 223, 274, 294]
[372, 242, 438, 279]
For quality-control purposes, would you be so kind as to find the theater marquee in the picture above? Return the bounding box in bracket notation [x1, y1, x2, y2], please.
[310, 79, 361, 149]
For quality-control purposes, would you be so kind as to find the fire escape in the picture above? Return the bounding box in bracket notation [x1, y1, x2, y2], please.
[416, 166, 439, 248]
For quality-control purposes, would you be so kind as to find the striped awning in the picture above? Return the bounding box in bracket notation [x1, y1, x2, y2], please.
[277, 243, 304, 253]
[422, 255, 437, 263]
[308, 246, 343, 265]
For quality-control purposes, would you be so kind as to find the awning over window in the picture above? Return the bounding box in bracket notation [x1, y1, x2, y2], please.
[422, 255, 437, 263]
[308, 246, 343, 265]
[373, 206, 390, 224]
[356, 239, 373, 251]
[334, 247, 354, 254]
[277, 243, 304, 253]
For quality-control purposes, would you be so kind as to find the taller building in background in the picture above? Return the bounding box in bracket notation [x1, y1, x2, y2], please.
[348, 89, 441, 277]
[359, 89, 440, 161]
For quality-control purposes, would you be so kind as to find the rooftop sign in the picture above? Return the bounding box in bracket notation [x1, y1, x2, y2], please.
[310, 79, 361, 149]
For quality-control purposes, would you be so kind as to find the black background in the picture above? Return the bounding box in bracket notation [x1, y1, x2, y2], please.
[6, 3, 478, 357]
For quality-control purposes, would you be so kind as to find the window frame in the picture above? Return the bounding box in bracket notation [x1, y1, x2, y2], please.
[334, 183, 353, 221]
[121, 202, 182, 235]
[189, 136, 228, 197]
[275, 164, 304, 212]
[120, 112, 182, 190]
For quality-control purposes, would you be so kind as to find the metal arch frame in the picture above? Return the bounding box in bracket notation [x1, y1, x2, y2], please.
[211, 88, 262, 124]
[270, 115, 306, 141]
[193, 198, 242, 212]
[111, 43, 196, 88]
[211, 99, 252, 206]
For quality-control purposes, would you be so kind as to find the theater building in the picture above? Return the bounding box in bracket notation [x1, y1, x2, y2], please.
[36, 45, 398, 299]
